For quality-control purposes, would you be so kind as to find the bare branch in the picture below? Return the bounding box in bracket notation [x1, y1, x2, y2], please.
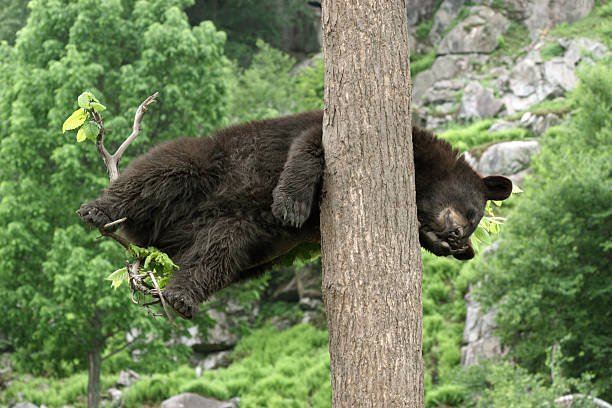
[148, 272, 176, 327]
[110, 92, 159, 181]
[101, 341, 132, 362]
[555, 394, 612, 408]
[103, 217, 127, 230]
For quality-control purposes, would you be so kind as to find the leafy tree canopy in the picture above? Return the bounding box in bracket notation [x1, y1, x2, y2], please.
[0, 0, 230, 376]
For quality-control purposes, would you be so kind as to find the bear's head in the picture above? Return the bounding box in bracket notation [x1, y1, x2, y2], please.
[411, 126, 513, 260]
[416, 169, 512, 260]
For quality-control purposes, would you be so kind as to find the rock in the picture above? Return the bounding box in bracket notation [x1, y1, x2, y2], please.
[161, 393, 239, 408]
[460, 287, 507, 366]
[458, 81, 503, 120]
[116, 369, 140, 387]
[296, 262, 322, 300]
[193, 351, 232, 374]
[191, 310, 240, 353]
[477, 140, 540, 185]
[413, 55, 482, 104]
[543, 57, 578, 92]
[429, 0, 466, 44]
[108, 388, 122, 405]
[437, 6, 510, 55]
[12, 403, 38, 408]
[564, 37, 608, 66]
[523, 0, 594, 34]
[488, 120, 519, 133]
[271, 275, 299, 302]
[269, 315, 293, 331]
[299, 297, 323, 311]
[405, 0, 438, 27]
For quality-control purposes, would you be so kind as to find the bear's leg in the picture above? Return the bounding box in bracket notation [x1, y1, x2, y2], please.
[272, 125, 323, 227]
[162, 217, 268, 319]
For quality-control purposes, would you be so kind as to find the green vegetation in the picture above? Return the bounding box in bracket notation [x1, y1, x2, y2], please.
[411, 48, 438, 77]
[439, 119, 533, 152]
[124, 325, 331, 408]
[540, 42, 566, 61]
[478, 64, 612, 400]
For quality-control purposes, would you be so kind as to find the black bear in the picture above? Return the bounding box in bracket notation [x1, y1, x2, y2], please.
[78, 110, 512, 319]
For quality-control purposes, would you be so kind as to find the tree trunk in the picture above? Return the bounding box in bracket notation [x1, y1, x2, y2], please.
[320, 1, 424, 407]
[88, 347, 101, 408]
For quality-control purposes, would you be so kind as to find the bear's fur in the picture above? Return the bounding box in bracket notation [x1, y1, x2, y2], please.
[78, 110, 512, 319]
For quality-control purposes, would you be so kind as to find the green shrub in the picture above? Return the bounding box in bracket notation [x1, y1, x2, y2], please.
[479, 64, 612, 399]
[425, 383, 468, 407]
[541, 42, 565, 60]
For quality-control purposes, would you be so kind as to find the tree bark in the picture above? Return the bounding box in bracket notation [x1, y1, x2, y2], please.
[87, 347, 101, 408]
[320, 1, 424, 407]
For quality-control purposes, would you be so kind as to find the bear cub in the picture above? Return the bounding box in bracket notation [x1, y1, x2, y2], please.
[78, 110, 512, 319]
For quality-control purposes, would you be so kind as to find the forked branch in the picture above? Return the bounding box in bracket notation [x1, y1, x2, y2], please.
[89, 92, 176, 325]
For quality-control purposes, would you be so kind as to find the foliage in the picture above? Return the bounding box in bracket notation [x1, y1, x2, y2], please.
[0, 0, 229, 381]
[228, 39, 297, 122]
[411, 48, 437, 77]
[123, 324, 331, 408]
[439, 119, 533, 152]
[452, 358, 600, 408]
[540, 42, 566, 61]
[478, 64, 612, 399]
[550, 2, 612, 48]
[185, 0, 318, 65]
[0, 0, 29, 44]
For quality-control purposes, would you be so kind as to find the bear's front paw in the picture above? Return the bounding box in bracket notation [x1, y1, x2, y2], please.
[272, 187, 313, 228]
[77, 201, 113, 229]
[162, 287, 199, 320]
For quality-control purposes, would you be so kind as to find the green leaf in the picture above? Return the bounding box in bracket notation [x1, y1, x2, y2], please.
[62, 109, 88, 133]
[76, 127, 87, 142]
[82, 121, 100, 142]
[78, 92, 92, 109]
[77, 91, 100, 109]
[106, 267, 129, 290]
[90, 102, 106, 112]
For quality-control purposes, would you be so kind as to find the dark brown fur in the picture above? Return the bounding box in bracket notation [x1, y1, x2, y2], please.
[78, 110, 511, 318]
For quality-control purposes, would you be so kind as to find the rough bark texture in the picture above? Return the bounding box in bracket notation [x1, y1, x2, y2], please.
[87, 347, 101, 408]
[320, 1, 424, 407]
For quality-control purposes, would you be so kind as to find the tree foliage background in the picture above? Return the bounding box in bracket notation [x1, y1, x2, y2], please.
[0, 0, 229, 376]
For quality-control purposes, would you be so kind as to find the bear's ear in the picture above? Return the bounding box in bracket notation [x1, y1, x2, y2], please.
[483, 175, 513, 201]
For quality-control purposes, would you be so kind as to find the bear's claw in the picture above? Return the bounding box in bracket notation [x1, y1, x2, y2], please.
[271, 189, 312, 228]
[162, 287, 198, 320]
[77, 201, 113, 229]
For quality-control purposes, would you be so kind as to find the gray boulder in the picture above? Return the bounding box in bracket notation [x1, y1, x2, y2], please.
[523, 0, 594, 34]
[12, 403, 38, 408]
[116, 369, 140, 387]
[161, 393, 239, 408]
[458, 81, 503, 120]
[429, 0, 466, 44]
[461, 287, 507, 366]
[477, 139, 540, 186]
[405, 0, 438, 27]
[413, 55, 484, 104]
[437, 6, 510, 55]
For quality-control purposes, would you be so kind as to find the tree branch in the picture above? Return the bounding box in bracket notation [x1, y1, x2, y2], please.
[87, 92, 177, 324]
[101, 341, 132, 362]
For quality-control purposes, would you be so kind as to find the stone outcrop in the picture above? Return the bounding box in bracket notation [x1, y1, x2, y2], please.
[428, 0, 466, 45]
[458, 81, 504, 120]
[461, 287, 507, 366]
[438, 6, 510, 55]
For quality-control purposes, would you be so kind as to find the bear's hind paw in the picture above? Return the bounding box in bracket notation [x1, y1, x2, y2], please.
[162, 287, 198, 320]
